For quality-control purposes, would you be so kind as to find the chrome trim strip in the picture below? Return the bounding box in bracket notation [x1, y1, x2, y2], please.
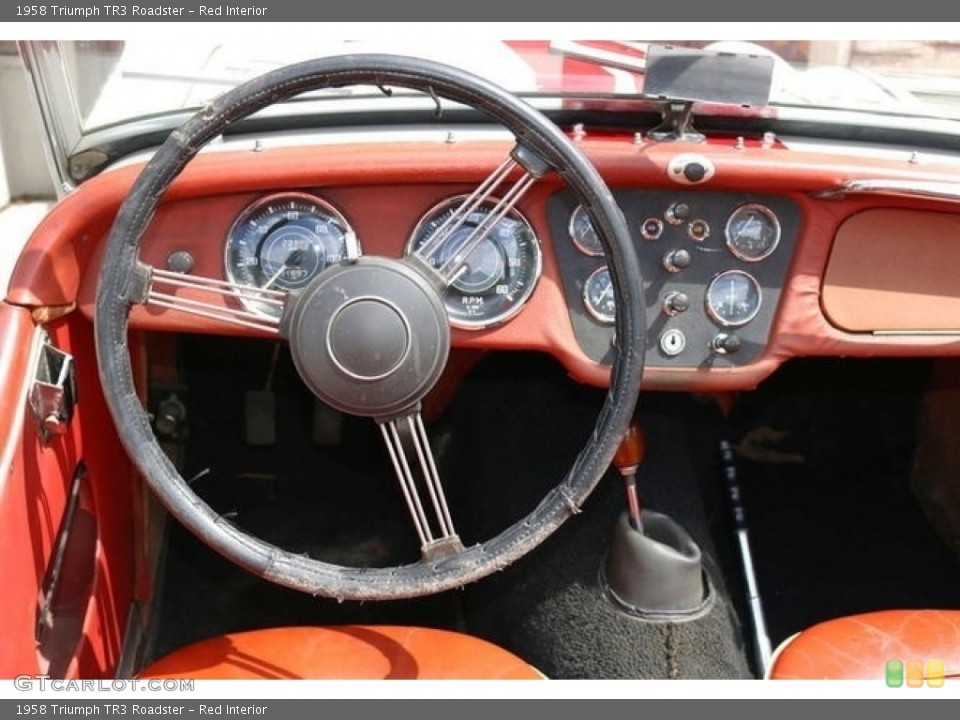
[815, 179, 960, 202]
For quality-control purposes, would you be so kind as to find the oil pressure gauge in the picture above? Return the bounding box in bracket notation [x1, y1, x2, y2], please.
[725, 204, 780, 262]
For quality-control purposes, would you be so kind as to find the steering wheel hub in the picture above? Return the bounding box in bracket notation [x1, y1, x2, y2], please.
[284, 256, 450, 418]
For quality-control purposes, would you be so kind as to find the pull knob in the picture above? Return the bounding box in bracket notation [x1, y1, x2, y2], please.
[683, 162, 707, 183]
[664, 202, 691, 225]
[711, 333, 742, 355]
[662, 249, 691, 273]
[662, 291, 690, 316]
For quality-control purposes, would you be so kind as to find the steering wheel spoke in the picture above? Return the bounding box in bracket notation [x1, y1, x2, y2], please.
[378, 410, 463, 562]
[142, 266, 284, 335]
[412, 145, 541, 288]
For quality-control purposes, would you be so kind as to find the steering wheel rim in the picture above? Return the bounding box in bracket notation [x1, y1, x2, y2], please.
[95, 54, 647, 601]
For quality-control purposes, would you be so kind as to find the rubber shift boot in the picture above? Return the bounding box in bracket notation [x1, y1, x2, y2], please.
[601, 510, 714, 621]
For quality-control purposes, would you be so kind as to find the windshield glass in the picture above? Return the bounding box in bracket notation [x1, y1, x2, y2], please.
[55, 39, 960, 133]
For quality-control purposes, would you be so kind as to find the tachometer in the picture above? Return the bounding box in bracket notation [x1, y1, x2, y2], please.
[725, 204, 780, 262]
[406, 196, 542, 329]
[225, 193, 354, 317]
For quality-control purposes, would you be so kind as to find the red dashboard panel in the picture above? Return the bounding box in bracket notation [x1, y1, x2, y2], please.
[10, 134, 960, 390]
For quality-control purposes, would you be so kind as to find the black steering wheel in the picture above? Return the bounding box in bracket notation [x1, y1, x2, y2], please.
[95, 55, 646, 601]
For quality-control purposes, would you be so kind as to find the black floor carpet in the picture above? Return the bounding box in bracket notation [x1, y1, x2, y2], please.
[146, 341, 751, 678]
[726, 358, 960, 647]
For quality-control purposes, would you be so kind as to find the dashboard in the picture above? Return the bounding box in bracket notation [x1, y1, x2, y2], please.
[12, 129, 960, 391]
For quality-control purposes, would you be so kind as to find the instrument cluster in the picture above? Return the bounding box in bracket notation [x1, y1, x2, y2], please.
[224, 191, 542, 330]
[551, 189, 800, 369]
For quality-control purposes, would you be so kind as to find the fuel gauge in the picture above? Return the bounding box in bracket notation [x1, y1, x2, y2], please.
[705, 270, 761, 327]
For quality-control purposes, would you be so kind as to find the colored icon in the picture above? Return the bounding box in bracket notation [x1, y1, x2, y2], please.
[926, 660, 945, 688]
[886, 659, 904, 688]
[906, 659, 924, 688]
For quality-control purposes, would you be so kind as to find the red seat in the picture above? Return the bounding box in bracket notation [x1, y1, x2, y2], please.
[768, 610, 960, 680]
[138, 625, 544, 680]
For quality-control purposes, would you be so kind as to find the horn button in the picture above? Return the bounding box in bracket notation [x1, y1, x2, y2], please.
[284, 257, 450, 419]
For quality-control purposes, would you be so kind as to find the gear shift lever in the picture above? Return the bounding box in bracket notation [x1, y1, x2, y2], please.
[601, 420, 713, 620]
[613, 422, 645, 532]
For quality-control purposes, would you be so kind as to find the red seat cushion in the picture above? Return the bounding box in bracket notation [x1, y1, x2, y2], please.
[138, 625, 544, 680]
[768, 610, 960, 680]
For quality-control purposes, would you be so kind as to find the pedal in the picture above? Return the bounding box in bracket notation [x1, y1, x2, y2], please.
[312, 397, 342, 447]
[245, 390, 276, 446]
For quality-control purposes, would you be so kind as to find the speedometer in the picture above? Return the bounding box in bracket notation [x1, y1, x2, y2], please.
[406, 196, 542, 329]
[224, 193, 354, 317]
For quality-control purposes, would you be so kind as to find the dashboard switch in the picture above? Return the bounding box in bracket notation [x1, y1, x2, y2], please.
[662, 291, 690, 316]
[662, 249, 691, 273]
[664, 202, 691, 225]
[710, 333, 742, 355]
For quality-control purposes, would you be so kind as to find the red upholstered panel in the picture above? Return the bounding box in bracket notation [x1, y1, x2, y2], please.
[139, 625, 544, 680]
[769, 610, 960, 680]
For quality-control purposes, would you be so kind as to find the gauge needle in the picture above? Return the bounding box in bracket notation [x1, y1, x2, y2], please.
[261, 249, 304, 290]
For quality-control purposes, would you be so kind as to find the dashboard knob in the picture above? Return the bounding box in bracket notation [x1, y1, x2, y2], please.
[662, 249, 691, 273]
[710, 333, 742, 355]
[665, 202, 691, 225]
[662, 291, 690, 315]
[683, 162, 707, 183]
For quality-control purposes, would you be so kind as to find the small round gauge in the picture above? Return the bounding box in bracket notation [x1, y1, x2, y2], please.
[705, 270, 762, 327]
[725, 204, 781, 262]
[583, 266, 616, 324]
[406, 196, 542, 329]
[225, 193, 354, 317]
[569, 204, 604, 257]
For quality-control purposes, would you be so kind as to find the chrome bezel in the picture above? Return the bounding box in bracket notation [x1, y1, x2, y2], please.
[705, 269, 762, 327]
[687, 219, 711, 243]
[568, 204, 605, 257]
[640, 217, 664, 241]
[724, 203, 781, 262]
[582, 266, 616, 325]
[224, 191, 354, 317]
[405, 195, 543, 330]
